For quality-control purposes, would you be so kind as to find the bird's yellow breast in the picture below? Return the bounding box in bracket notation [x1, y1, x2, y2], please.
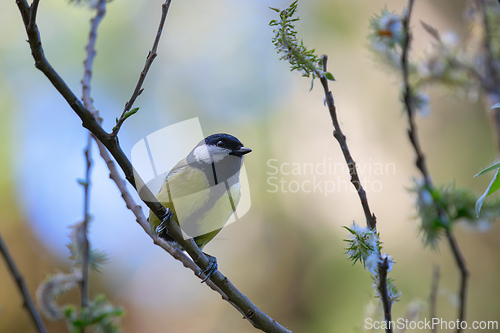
[149, 163, 241, 250]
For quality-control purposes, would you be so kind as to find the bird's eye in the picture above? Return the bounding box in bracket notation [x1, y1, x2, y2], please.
[217, 140, 225, 147]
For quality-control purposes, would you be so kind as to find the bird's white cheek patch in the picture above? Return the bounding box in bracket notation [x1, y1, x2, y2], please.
[193, 145, 212, 163]
[193, 145, 228, 163]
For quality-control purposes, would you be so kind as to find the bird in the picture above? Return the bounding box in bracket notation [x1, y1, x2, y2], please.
[148, 133, 252, 281]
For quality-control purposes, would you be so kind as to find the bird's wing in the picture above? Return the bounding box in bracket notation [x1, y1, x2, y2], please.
[149, 163, 211, 234]
[149, 161, 242, 250]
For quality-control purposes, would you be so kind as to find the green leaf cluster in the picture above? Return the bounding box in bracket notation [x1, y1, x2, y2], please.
[269, 1, 334, 84]
[412, 181, 500, 248]
[113, 107, 139, 132]
[64, 295, 124, 333]
[343, 225, 380, 267]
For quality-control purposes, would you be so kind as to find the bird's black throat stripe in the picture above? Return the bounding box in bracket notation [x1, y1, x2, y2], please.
[211, 161, 218, 185]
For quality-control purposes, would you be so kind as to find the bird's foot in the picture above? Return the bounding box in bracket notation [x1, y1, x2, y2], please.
[156, 209, 174, 237]
[198, 253, 218, 283]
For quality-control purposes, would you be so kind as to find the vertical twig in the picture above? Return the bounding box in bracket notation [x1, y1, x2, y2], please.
[79, 0, 108, 321]
[0, 233, 47, 333]
[430, 264, 440, 333]
[377, 257, 392, 333]
[401, 0, 430, 187]
[400, 1, 468, 332]
[446, 230, 469, 332]
[82, 0, 107, 119]
[80, 134, 92, 314]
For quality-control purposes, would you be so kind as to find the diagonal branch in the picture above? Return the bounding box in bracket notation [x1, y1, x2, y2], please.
[93, 139, 224, 295]
[319, 56, 376, 231]
[0, 233, 47, 333]
[15, 0, 291, 331]
[400, 1, 468, 332]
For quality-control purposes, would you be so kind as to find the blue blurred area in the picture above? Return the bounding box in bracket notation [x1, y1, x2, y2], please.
[8, 0, 290, 268]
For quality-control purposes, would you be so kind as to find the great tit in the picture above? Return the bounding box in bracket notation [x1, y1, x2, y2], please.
[148, 133, 251, 280]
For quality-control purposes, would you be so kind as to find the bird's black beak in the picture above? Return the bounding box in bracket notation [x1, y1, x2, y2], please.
[230, 146, 252, 157]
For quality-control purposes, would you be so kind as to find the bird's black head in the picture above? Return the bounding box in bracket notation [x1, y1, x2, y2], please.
[204, 133, 252, 157]
[186, 133, 251, 185]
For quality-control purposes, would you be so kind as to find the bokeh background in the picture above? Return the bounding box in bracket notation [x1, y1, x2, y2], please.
[1, 0, 499, 332]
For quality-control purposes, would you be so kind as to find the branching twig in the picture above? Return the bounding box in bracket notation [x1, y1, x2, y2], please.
[16, 1, 291, 331]
[0, 233, 47, 333]
[111, 0, 172, 137]
[400, 1, 468, 332]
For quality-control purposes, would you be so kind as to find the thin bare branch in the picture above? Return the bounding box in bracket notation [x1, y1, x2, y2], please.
[80, 133, 92, 314]
[28, 0, 39, 32]
[82, 0, 107, 118]
[400, 1, 468, 332]
[79, 0, 108, 321]
[446, 230, 469, 333]
[111, 0, 172, 136]
[0, 233, 47, 333]
[401, 0, 431, 187]
[319, 56, 394, 332]
[419, 20, 495, 93]
[377, 257, 392, 332]
[319, 56, 377, 231]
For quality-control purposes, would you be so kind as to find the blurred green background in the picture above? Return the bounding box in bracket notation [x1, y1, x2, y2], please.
[1, 0, 499, 332]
